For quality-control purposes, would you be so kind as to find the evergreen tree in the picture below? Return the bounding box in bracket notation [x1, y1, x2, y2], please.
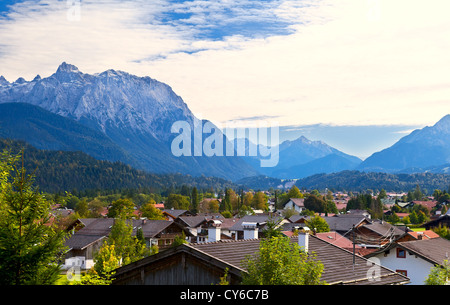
[191, 187, 199, 213]
[241, 236, 325, 285]
[0, 151, 69, 285]
[107, 198, 135, 219]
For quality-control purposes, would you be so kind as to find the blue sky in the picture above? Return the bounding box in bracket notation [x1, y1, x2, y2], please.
[0, 0, 449, 159]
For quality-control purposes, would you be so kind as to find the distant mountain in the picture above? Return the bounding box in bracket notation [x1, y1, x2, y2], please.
[0, 63, 258, 181]
[271, 152, 362, 179]
[396, 163, 450, 175]
[295, 170, 450, 193]
[240, 135, 362, 179]
[358, 115, 450, 173]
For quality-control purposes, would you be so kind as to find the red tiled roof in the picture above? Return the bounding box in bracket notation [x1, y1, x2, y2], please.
[408, 230, 440, 240]
[315, 231, 360, 250]
[411, 200, 437, 211]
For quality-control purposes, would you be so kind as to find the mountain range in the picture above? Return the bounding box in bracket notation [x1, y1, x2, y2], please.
[0, 63, 258, 181]
[357, 114, 450, 173]
[0, 63, 449, 183]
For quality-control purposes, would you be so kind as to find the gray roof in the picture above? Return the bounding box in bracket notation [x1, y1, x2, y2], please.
[324, 215, 369, 233]
[397, 237, 450, 266]
[65, 234, 106, 250]
[65, 218, 181, 249]
[190, 236, 409, 285]
[177, 215, 217, 228]
[286, 198, 305, 207]
[162, 209, 188, 218]
[116, 235, 409, 285]
[360, 220, 406, 239]
[229, 214, 283, 232]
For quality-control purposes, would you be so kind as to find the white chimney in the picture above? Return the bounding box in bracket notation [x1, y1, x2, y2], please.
[208, 220, 222, 242]
[298, 227, 310, 253]
[242, 222, 258, 240]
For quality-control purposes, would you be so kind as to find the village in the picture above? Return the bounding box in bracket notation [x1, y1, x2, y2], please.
[58, 187, 450, 285]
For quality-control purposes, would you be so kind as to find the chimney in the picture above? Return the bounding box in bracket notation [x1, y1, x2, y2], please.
[417, 232, 423, 240]
[242, 222, 258, 240]
[298, 227, 310, 253]
[208, 220, 222, 242]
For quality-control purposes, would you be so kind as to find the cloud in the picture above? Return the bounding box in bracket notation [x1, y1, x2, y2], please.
[0, 0, 449, 130]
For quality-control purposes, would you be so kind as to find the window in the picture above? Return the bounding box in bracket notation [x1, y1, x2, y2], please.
[396, 248, 406, 258]
[396, 269, 407, 276]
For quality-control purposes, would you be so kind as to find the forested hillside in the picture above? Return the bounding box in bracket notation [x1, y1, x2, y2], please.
[295, 170, 450, 193]
[0, 138, 236, 193]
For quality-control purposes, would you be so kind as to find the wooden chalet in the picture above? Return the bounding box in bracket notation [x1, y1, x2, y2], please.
[112, 234, 410, 285]
[63, 218, 191, 270]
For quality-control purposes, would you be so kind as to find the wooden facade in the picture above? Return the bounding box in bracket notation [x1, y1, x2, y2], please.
[112, 244, 243, 285]
[424, 214, 450, 230]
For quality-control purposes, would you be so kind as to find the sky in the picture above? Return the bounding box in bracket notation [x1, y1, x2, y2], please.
[0, 0, 449, 159]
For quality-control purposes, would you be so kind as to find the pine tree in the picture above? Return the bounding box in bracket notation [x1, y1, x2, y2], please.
[0, 151, 69, 284]
[191, 187, 199, 213]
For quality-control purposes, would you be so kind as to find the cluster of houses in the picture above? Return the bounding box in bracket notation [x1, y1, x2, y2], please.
[61, 195, 450, 285]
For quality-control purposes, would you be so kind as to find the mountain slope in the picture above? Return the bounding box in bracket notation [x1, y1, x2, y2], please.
[0, 63, 258, 181]
[0, 138, 237, 193]
[358, 115, 450, 172]
[0, 102, 138, 166]
[271, 152, 361, 179]
[239, 135, 362, 179]
[295, 170, 450, 192]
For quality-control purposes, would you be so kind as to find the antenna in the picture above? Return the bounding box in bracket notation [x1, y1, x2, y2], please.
[352, 224, 356, 270]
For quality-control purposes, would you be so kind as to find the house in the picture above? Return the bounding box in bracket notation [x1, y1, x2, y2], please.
[396, 230, 440, 242]
[315, 231, 365, 256]
[354, 220, 406, 249]
[284, 198, 305, 213]
[174, 214, 237, 243]
[424, 211, 450, 230]
[112, 233, 410, 285]
[63, 218, 191, 270]
[323, 214, 371, 237]
[365, 237, 450, 285]
[409, 200, 438, 213]
[229, 214, 288, 240]
[175, 215, 216, 242]
[162, 209, 191, 221]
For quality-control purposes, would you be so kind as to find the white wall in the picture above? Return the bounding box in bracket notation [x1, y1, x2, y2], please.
[374, 246, 434, 285]
[284, 200, 304, 213]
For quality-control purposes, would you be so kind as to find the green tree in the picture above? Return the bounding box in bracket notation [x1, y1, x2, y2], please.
[191, 187, 199, 213]
[261, 216, 283, 238]
[0, 151, 69, 285]
[75, 242, 119, 285]
[414, 184, 423, 200]
[75, 198, 89, 217]
[432, 224, 450, 240]
[108, 218, 153, 265]
[252, 191, 268, 210]
[387, 212, 401, 224]
[166, 194, 190, 210]
[305, 215, 330, 233]
[409, 211, 419, 224]
[378, 189, 387, 200]
[304, 194, 327, 213]
[241, 236, 325, 285]
[287, 186, 303, 199]
[107, 198, 135, 219]
[140, 200, 165, 220]
[425, 260, 450, 285]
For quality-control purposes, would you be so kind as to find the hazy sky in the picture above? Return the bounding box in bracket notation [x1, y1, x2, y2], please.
[0, 0, 448, 159]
